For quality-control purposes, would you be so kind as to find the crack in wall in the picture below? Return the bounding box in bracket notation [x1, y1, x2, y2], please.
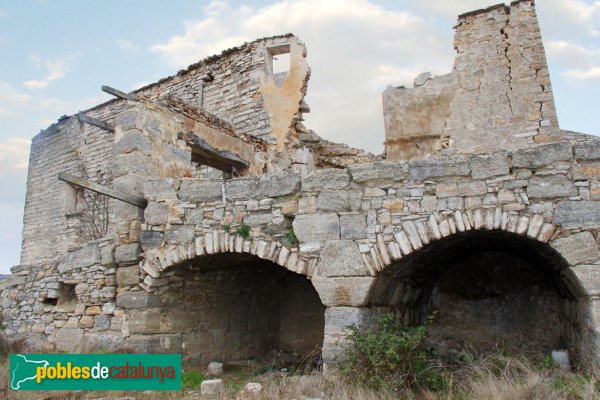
[501, 26, 514, 118]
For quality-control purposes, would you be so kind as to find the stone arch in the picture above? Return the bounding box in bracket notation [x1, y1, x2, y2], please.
[363, 208, 557, 275]
[363, 207, 596, 366]
[139, 229, 313, 291]
[129, 230, 325, 366]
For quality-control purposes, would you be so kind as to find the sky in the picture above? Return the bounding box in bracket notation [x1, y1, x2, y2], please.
[0, 0, 599, 274]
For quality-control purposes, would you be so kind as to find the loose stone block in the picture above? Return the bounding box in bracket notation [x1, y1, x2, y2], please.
[551, 232, 600, 265]
[302, 169, 350, 191]
[115, 292, 161, 309]
[555, 201, 600, 229]
[201, 379, 224, 396]
[527, 175, 577, 199]
[245, 383, 263, 393]
[317, 240, 367, 276]
[470, 152, 510, 179]
[207, 362, 224, 377]
[178, 179, 222, 202]
[312, 276, 375, 306]
[293, 213, 339, 242]
[257, 169, 301, 197]
[409, 157, 470, 180]
[511, 142, 572, 169]
[340, 214, 367, 240]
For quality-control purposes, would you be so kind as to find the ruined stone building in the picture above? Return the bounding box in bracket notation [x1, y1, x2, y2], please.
[3, 0, 600, 368]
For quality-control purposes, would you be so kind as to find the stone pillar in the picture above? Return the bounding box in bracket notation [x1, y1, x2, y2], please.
[322, 307, 387, 365]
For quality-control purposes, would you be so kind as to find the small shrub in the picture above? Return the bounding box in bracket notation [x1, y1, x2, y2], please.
[223, 224, 231, 233]
[286, 227, 298, 245]
[338, 313, 441, 391]
[236, 223, 251, 239]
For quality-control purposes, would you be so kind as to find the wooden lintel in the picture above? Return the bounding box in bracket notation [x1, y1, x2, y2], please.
[185, 133, 250, 172]
[77, 114, 114, 132]
[101, 85, 137, 101]
[58, 172, 147, 208]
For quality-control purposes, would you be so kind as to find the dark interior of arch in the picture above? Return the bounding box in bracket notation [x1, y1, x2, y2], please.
[162, 253, 325, 366]
[368, 229, 585, 361]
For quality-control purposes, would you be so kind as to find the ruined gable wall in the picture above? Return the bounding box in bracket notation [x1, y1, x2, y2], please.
[134, 34, 310, 152]
[384, 0, 559, 160]
[19, 34, 310, 268]
[446, 0, 558, 151]
[20, 103, 128, 267]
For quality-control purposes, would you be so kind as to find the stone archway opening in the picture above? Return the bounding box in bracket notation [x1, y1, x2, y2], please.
[163, 253, 325, 367]
[369, 230, 586, 364]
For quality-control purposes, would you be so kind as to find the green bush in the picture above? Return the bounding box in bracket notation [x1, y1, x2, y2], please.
[236, 223, 250, 239]
[338, 313, 441, 391]
[286, 227, 298, 245]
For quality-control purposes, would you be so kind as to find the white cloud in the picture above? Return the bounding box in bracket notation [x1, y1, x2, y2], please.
[23, 56, 71, 90]
[152, 0, 457, 153]
[146, 0, 600, 151]
[0, 137, 30, 171]
[563, 67, 600, 81]
[118, 39, 139, 51]
[546, 40, 600, 82]
[546, 40, 597, 65]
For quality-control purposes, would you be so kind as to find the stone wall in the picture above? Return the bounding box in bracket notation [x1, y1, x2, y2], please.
[6, 113, 600, 368]
[384, 0, 560, 160]
[133, 137, 600, 367]
[5, 0, 600, 372]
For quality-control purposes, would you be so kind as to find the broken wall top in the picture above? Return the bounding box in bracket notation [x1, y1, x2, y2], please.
[384, 0, 561, 160]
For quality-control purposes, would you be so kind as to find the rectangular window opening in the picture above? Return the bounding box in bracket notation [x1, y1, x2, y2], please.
[273, 52, 290, 74]
[266, 44, 291, 75]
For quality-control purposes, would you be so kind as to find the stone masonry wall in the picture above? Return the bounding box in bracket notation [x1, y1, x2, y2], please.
[135, 137, 600, 367]
[384, 0, 560, 160]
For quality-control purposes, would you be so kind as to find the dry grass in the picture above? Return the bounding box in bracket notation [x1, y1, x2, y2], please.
[2, 351, 600, 400]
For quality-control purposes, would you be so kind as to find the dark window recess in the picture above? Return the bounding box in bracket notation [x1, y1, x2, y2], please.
[65, 184, 86, 215]
[42, 283, 77, 309]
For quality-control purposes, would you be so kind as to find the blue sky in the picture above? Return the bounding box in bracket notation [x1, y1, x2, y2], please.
[1, 0, 599, 274]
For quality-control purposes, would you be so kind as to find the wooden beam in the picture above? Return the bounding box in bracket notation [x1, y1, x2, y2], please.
[185, 133, 250, 172]
[101, 85, 137, 101]
[58, 172, 147, 208]
[77, 113, 114, 132]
